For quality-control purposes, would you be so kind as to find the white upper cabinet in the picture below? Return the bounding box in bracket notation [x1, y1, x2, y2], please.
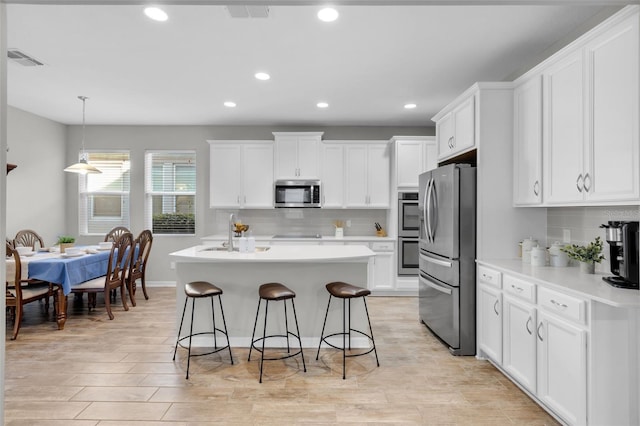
[539, 9, 639, 206]
[273, 132, 322, 179]
[320, 142, 345, 208]
[345, 142, 390, 208]
[513, 76, 543, 206]
[209, 141, 274, 208]
[435, 94, 476, 161]
[584, 13, 639, 203]
[543, 50, 585, 205]
[392, 136, 437, 189]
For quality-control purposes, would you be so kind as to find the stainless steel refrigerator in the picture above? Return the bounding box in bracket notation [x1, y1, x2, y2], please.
[418, 163, 476, 355]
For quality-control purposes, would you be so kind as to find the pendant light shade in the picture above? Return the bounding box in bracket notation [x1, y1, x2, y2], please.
[64, 96, 101, 174]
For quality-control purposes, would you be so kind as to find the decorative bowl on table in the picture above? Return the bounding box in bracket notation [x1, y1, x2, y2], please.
[64, 247, 84, 256]
[234, 224, 249, 236]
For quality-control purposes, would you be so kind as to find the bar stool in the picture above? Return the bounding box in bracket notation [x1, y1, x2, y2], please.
[248, 282, 306, 383]
[316, 281, 379, 379]
[173, 281, 233, 379]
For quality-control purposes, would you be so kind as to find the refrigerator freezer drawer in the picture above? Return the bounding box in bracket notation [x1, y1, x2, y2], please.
[419, 251, 459, 286]
[419, 273, 460, 350]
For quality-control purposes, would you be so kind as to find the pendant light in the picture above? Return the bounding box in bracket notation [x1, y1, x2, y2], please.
[64, 95, 101, 174]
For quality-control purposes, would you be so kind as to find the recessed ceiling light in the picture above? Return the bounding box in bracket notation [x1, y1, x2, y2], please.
[318, 7, 339, 22]
[255, 72, 271, 81]
[317, 102, 329, 108]
[224, 101, 237, 108]
[404, 103, 417, 109]
[144, 7, 168, 22]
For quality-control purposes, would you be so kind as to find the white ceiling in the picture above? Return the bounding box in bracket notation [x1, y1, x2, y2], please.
[6, 3, 622, 126]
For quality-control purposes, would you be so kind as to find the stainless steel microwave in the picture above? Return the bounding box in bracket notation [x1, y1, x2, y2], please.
[274, 179, 321, 208]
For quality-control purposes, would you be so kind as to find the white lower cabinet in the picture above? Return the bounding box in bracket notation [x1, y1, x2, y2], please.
[368, 241, 395, 292]
[536, 311, 587, 425]
[477, 265, 588, 425]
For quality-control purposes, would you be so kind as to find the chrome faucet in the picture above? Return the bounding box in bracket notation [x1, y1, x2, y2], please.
[228, 213, 236, 252]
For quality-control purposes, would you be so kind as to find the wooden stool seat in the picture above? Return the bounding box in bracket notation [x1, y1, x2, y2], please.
[185, 281, 223, 298]
[173, 281, 233, 379]
[259, 282, 296, 300]
[326, 281, 371, 298]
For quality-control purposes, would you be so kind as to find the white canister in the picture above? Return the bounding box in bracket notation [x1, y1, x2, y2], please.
[521, 238, 538, 263]
[548, 242, 569, 267]
[531, 246, 547, 266]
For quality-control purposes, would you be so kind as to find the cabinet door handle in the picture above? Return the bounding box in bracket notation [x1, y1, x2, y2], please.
[537, 322, 544, 341]
[550, 299, 568, 309]
[244, 196, 247, 204]
[533, 180, 540, 196]
[448, 136, 454, 149]
[493, 299, 500, 316]
[526, 316, 533, 335]
[584, 173, 591, 192]
[237, 195, 240, 204]
[576, 174, 583, 192]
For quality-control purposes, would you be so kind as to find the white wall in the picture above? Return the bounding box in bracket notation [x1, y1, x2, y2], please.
[6, 106, 66, 246]
[546, 206, 640, 273]
[64, 124, 432, 283]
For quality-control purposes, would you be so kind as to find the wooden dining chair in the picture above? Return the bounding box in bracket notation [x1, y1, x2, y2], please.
[14, 229, 45, 250]
[5, 241, 56, 339]
[126, 229, 153, 306]
[104, 226, 131, 243]
[71, 232, 133, 320]
[6, 237, 13, 251]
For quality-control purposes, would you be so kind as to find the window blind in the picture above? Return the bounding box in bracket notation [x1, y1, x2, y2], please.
[79, 151, 130, 235]
[145, 151, 196, 235]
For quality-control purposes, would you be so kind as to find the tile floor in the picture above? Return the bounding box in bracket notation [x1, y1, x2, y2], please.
[4, 287, 559, 425]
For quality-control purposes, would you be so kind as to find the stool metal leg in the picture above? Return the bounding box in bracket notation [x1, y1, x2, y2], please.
[348, 299, 352, 350]
[173, 296, 189, 361]
[342, 298, 346, 379]
[248, 298, 262, 361]
[284, 300, 290, 353]
[363, 297, 379, 367]
[290, 298, 306, 372]
[259, 300, 269, 383]
[210, 297, 218, 349]
[186, 297, 196, 379]
[218, 295, 234, 364]
[316, 295, 332, 360]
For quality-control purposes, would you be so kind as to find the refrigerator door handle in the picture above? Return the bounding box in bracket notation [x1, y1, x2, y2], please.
[420, 275, 453, 295]
[425, 178, 433, 242]
[430, 178, 438, 240]
[419, 252, 452, 268]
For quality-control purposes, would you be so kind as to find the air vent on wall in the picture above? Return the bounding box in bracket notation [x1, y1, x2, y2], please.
[7, 49, 45, 66]
[225, 5, 269, 18]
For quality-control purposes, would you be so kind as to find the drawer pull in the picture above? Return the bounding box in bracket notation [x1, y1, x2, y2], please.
[551, 299, 568, 309]
[482, 273, 491, 281]
[511, 284, 524, 293]
[493, 300, 500, 316]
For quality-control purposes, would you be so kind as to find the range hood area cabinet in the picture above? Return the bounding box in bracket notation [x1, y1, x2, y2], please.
[209, 140, 274, 208]
[513, 6, 639, 207]
[273, 132, 323, 179]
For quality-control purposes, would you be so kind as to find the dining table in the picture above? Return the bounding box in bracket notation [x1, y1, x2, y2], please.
[6, 246, 112, 329]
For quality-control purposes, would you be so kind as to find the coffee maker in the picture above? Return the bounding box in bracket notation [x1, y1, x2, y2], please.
[600, 221, 639, 289]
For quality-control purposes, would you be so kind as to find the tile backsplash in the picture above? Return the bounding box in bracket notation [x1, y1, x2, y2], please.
[547, 206, 640, 272]
[209, 208, 388, 238]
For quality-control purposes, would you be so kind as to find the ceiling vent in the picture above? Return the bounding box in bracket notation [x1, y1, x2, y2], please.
[226, 5, 269, 18]
[7, 49, 45, 66]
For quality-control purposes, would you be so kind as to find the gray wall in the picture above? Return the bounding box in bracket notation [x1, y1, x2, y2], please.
[65, 124, 433, 283]
[6, 106, 67, 246]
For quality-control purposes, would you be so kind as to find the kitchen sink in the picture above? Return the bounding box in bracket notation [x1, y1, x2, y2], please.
[272, 234, 322, 239]
[201, 246, 270, 252]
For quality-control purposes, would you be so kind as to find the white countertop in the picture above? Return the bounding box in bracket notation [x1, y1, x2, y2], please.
[478, 259, 640, 308]
[201, 234, 394, 242]
[170, 244, 375, 263]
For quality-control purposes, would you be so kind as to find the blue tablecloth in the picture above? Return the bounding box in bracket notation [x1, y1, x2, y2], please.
[28, 250, 111, 295]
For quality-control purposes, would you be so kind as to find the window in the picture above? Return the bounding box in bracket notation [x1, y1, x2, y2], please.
[145, 151, 196, 235]
[79, 152, 130, 235]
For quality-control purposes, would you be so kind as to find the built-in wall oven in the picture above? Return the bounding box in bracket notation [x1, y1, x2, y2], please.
[398, 192, 419, 275]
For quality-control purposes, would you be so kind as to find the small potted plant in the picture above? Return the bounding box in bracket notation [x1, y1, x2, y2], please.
[57, 235, 76, 254]
[561, 236, 605, 274]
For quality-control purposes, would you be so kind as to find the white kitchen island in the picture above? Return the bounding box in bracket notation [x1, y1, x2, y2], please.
[169, 244, 375, 348]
